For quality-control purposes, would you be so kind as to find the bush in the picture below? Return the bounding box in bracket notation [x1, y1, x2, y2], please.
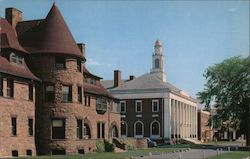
[120, 138, 135, 150]
[104, 140, 114, 152]
[96, 140, 105, 152]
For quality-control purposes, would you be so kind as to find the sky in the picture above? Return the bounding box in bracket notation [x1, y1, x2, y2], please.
[0, 0, 249, 98]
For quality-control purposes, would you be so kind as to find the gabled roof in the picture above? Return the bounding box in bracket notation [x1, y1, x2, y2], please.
[83, 66, 102, 79]
[16, 4, 84, 59]
[0, 18, 27, 53]
[107, 72, 197, 102]
[0, 56, 39, 81]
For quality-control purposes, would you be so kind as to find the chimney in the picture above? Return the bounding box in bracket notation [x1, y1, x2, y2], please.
[77, 43, 86, 57]
[129, 75, 135, 81]
[5, 8, 22, 28]
[114, 70, 121, 87]
[77, 43, 86, 65]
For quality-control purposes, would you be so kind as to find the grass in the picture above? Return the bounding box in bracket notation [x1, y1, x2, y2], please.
[206, 151, 250, 159]
[18, 148, 181, 159]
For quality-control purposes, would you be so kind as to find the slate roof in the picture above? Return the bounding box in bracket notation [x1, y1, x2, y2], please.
[0, 18, 39, 80]
[103, 72, 197, 102]
[0, 18, 27, 53]
[16, 4, 84, 59]
[83, 66, 114, 99]
[0, 56, 39, 81]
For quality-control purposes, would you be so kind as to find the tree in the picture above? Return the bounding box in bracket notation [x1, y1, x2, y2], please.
[197, 56, 250, 146]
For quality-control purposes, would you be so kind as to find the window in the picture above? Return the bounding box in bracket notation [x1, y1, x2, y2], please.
[155, 59, 160, 68]
[7, 79, 14, 97]
[102, 123, 105, 138]
[97, 122, 105, 139]
[77, 119, 83, 139]
[26, 150, 32, 156]
[152, 100, 159, 112]
[77, 59, 82, 72]
[12, 150, 18, 157]
[91, 78, 96, 85]
[120, 101, 126, 113]
[84, 95, 90, 106]
[83, 75, 87, 83]
[28, 118, 33, 136]
[11, 117, 17, 136]
[77, 86, 82, 103]
[134, 121, 143, 138]
[62, 85, 72, 102]
[29, 84, 33, 101]
[45, 85, 55, 102]
[55, 57, 66, 69]
[83, 123, 91, 139]
[52, 149, 66, 155]
[10, 52, 23, 65]
[0, 77, 3, 96]
[151, 121, 160, 137]
[96, 97, 107, 111]
[121, 121, 127, 137]
[135, 100, 142, 113]
[111, 125, 118, 138]
[52, 119, 65, 139]
[78, 149, 84, 154]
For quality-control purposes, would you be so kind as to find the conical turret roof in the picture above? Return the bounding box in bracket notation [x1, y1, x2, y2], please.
[17, 4, 83, 59]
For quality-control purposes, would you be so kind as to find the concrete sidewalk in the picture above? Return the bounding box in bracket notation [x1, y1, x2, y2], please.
[134, 149, 228, 159]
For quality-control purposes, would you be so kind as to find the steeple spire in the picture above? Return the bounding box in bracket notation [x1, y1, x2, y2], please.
[151, 39, 167, 82]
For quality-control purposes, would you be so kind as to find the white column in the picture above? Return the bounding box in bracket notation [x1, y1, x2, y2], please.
[188, 105, 191, 138]
[176, 100, 179, 139]
[164, 98, 171, 139]
[181, 102, 184, 138]
[195, 107, 198, 139]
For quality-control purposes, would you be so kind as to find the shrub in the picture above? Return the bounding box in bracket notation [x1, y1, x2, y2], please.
[121, 138, 135, 150]
[96, 140, 105, 152]
[104, 140, 114, 152]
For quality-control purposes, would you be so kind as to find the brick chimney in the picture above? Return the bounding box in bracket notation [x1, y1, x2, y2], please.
[114, 70, 121, 87]
[129, 75, 135, 81]
[5, 8, 22, 28]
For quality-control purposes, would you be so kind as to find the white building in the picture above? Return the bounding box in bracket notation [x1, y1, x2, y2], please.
[102, 40, 198, 141]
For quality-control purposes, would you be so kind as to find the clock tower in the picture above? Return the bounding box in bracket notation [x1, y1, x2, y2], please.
[151, 39, 167, 82]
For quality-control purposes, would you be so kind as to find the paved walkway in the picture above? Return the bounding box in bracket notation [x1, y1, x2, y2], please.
[134, 149, 228, 159]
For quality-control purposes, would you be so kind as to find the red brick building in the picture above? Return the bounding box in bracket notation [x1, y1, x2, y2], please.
[0, 17, 39, 157]
[0, 4, 120, 157]
[197, 110, 213, 142]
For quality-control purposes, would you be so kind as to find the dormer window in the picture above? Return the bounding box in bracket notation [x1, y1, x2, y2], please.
[10, 52, 24, 65]
[55, 57, 66, 69]
[91, 78, 96, 85]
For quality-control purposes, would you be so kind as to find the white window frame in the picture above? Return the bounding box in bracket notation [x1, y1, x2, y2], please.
[150, 120, 160, 139]
[134, 120, 144, 138]
[120, 101, 126, 113]
[121, 121, 128, 137]
[152, 99, 159, 112]
[135, 100, 142, 113]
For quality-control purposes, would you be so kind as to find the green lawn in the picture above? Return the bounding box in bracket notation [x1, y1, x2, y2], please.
[207, 151, 250, 159]
[18, 148, 181, 159]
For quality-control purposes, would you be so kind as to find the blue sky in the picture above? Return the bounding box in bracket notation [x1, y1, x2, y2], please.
[0, 0, 249, 98]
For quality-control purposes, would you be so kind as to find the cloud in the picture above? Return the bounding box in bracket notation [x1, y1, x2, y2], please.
[87, 58, 100, 66]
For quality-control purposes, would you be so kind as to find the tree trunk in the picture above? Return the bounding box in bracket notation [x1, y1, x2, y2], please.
[246, 98, 250, 146]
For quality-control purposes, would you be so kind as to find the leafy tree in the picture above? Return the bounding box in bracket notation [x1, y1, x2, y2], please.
[197, 56, 250, 145]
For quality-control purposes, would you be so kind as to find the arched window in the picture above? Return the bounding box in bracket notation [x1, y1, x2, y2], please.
[134, 121, 144, 138]
[84, 123, 91, 139]
[111, 125, 118, 138]
[121, 121, 127, 137]
[155, 59, 160, 69]
[151, 120, 160, 138]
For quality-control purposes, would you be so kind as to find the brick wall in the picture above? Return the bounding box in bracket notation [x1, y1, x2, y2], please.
[0, 77, 36, 157]
[121, 98, 163, 138]
[28, 54, 120, 155]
